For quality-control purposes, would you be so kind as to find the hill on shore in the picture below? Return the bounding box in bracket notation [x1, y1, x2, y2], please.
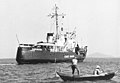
[87, 52, 114, 58]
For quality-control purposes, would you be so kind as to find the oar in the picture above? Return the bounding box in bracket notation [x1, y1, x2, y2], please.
[55, 67, 61, 77]
[114, 65, 119, 76]
[115, 70, 118, 76]
[54, 58, 60, 78]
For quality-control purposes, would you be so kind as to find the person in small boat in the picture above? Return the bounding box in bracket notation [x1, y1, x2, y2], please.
[71, 57, 80, 75]
[93, 65, 104, 75]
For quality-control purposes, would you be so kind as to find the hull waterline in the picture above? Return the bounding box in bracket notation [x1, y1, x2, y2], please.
[16, 47, 86, 64]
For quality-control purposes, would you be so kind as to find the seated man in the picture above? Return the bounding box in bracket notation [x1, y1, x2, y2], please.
[93, 65, 104, 75]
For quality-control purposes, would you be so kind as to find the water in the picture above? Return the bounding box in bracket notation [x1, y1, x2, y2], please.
[0, 58, 120, 83]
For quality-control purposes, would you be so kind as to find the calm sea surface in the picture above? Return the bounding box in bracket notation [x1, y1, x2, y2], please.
[0, 58, 120, 83]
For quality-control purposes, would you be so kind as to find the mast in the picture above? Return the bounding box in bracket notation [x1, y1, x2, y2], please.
[55, 4, 59, 39]
[48, 4, 65, 41]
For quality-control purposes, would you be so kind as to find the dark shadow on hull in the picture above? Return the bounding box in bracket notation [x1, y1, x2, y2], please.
[17, 59, 85, 65]
[16, 47, 23, 64]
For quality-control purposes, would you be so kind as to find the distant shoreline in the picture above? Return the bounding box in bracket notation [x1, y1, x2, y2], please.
[86, 57, 120, 58]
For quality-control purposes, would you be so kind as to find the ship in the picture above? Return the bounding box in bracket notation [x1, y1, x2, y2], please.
[16, 4, 87, 64]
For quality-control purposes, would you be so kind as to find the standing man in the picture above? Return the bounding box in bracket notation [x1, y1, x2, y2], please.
[71, 57, 80, 75]
[75, 44, 80, 55]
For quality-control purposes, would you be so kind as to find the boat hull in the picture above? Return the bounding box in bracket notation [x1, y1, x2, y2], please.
[57, 72, 115, 81]
[16, 46, 87, 64]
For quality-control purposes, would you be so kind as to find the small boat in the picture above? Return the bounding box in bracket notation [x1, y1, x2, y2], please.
[57, 72, 115, 81]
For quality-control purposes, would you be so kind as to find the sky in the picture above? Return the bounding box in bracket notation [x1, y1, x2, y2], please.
[0, 0, 119, 58]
